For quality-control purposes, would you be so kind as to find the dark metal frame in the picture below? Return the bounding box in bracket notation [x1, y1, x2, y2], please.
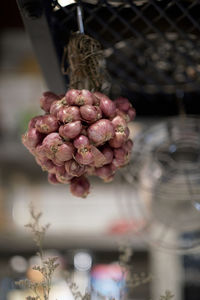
[16, 0, 66, 94]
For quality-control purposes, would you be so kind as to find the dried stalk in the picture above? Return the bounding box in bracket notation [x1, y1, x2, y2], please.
[16, 205, 58, 300]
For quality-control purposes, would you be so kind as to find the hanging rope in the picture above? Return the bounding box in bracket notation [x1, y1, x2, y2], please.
[62, 32, 108, 92]
[61, 2, 110, 92]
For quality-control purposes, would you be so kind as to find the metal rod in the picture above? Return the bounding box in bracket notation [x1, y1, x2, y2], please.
[176, 89, 186, 116]
[77, 5, 84, 34]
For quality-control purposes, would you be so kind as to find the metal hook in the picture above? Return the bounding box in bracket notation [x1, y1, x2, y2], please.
[77, 5, 84, 34]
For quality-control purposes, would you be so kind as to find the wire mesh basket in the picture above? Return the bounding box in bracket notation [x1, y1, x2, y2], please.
[119, 116, 200, 253]
[53, 1, 200, 90]
[17, 0, 200, 115]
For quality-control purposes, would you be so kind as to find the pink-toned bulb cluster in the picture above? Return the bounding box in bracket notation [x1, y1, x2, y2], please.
[22, 89, 136, 198]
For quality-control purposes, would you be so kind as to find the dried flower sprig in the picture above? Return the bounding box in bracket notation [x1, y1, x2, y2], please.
[118, 245, 152, 290]
[68, 281, 91, 300]
[16, 205, 59, 300]
[160, 290, 174, 300]
[15, 206, 174, 300]
[63, 271, 93, 300]
[118, 244, 133, 268]
[26, 296, 40, 300]
[24, 204, 50, 259]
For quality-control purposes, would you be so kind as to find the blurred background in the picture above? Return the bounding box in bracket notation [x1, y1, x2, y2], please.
[1, 1, 200, 300]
